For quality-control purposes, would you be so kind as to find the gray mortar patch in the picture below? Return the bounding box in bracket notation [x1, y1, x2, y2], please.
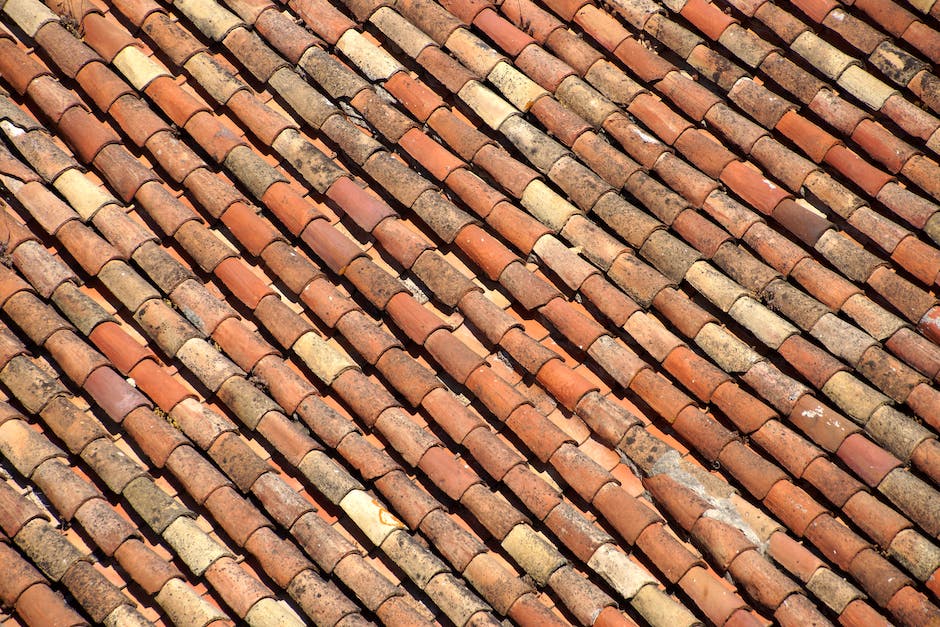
[650, 449, 766, 550]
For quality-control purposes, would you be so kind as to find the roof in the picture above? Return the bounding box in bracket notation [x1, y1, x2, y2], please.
[0, 0, 937, 623]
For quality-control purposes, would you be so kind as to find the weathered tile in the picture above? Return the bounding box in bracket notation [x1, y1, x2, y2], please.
[2, 0, 939, 621]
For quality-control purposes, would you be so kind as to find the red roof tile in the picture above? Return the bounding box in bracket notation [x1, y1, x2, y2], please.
[0, 0, 937, 624]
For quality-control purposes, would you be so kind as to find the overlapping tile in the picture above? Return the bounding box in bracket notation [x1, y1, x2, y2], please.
[0, 0, 937, 623]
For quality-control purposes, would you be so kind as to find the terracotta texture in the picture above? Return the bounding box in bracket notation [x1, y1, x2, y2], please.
[0, 0, 937, 624]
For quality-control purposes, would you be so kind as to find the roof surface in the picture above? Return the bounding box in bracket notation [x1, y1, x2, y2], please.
[0, 0, 937, 623]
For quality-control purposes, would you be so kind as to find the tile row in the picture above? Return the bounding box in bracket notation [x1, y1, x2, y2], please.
[110, 0, 940, 600]
[577, 0, 940, 241]
[235, 0, 940, 536]
[0, 308, 263, 625]
[47, 0, 732, 620]
[0, 20, 692, 627]
[154, 0, 940, 624]
[0, 107, 520, 626]
[0, 0, 936, 622]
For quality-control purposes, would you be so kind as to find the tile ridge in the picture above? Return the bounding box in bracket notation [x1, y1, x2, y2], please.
[70, 31, 680, 624]
[0, 0, 938, 621]
[3, 0, 936, 556]
[0, 118, 503, 626]
[46, 0, 940, 600]
[386, 0, 940, 414]
[0, 203, 399, 625]
[0, 298, 272, 624]
[235, 0, 940, 620]
[787, 0, 940, 69]
[517, 0, 940, 256]
[0, 416, 223, 626]
[280, 0, 940, 506]
[5, 7, 728, 624]
[0, 526, 99, 627]
[0, 41, 604, 624]
[0, 471, 157, 626]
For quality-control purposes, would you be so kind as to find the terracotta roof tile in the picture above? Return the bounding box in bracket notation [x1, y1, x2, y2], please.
[0, 0, 938, 622]
[15, 581, 88, 626]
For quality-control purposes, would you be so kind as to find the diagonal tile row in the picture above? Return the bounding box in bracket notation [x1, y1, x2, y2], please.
[134, 0, 940, 572]
[0, 293, 277, 626]
[591, 0, 940, 248]
[145, 0, 940, 600]
[0, 18, 692, 627]
[0, 0, 937, 623]
[0, 104, 529, 627]
[143, 0, 940, 540]
[256, 0, 940, 481]
[3, 0, 936, 588]
[0, 23, 704, 627]
[0, 145, 499, 627]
